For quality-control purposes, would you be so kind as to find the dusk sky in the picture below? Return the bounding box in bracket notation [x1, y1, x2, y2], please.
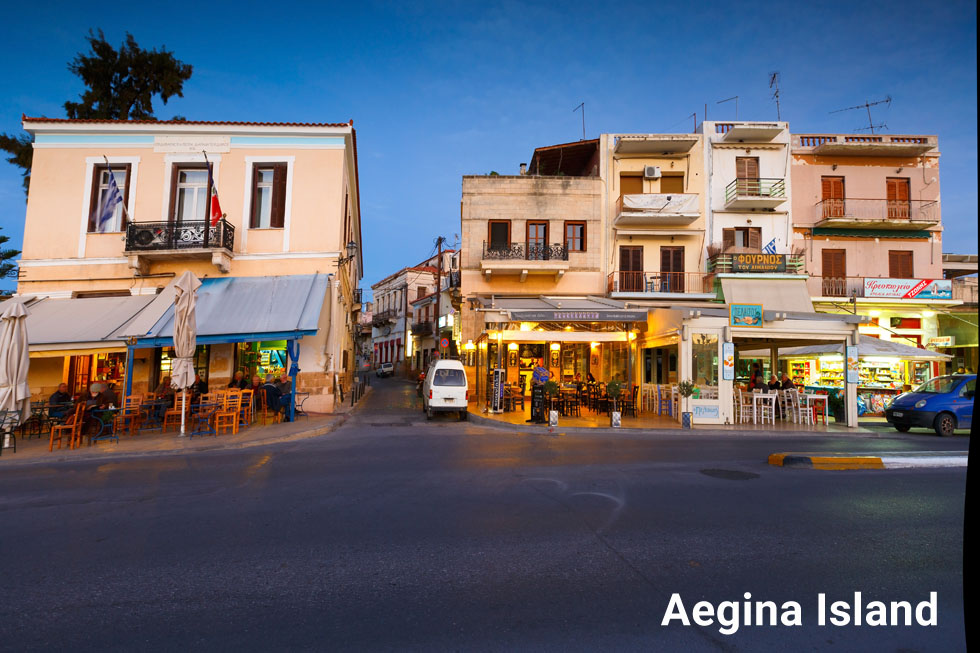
[1, 0, 976, 295]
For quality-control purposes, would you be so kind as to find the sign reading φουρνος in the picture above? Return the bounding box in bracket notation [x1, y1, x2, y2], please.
[729, 304, 763, 328]
[731, 253, 786, 272]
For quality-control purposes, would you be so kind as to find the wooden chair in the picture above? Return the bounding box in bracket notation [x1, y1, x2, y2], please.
[510, 386, 525, 411]
[621, 385, 639, 418]
[238, 389, 254, 428]
[163, 393, 188, 432]
[49, 403, 84, 451]
[256, 389, 281, 425]
[214, 392, 242, 435]
[113, 395, 145, 436]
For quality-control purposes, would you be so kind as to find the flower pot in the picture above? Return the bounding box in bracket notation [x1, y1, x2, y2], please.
[610, 410, 621, 428]
[681, 411, 693, 429]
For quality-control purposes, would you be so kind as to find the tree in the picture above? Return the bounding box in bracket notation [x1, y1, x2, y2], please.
[0, 30, 193, 195]
[0, 226, 19, 280]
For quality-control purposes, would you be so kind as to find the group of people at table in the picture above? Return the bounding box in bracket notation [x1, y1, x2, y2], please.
[738, 362, 825, 422]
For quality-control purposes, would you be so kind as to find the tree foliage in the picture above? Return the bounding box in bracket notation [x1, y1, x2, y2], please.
[0, 30, 193, 197]
[64, 30, 193, 120]
[0, 226, 20, 280]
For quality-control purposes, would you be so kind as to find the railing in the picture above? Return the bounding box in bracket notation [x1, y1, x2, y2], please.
[411, 321, 433, 336]
[371, 309, 397, 327]
[707, 253, 805, 274]
[798, 135, 835, 147]
[724, 178, 786, 203]
[952, 278, 978, 304]
[482, 241, 569, 261]
[352, 288, 363, 304]
[715, 123, 733, 133]
[125, 219, 234, 252]
[809, 276, 867, 298]
[814, 198, 938, 222]
[444, 270, 461, 288]
[607, 271, 709, 294]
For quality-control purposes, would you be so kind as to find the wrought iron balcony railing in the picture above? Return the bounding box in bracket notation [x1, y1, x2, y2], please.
[482, 241, 569, 261]
[371, 309, 398, 327]
[411, 321, 433, 336]
[352, 288, 363, 304]
[724, 178, 786, 203]
[125, 219, 235, 253]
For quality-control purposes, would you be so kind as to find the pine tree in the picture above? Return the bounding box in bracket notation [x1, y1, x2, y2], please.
[0, 226, 19, 280]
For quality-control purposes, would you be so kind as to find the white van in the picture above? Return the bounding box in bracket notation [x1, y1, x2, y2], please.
[422, 359, 468, 420]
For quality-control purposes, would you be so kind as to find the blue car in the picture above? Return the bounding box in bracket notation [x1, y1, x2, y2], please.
[885, 374, 975, 436]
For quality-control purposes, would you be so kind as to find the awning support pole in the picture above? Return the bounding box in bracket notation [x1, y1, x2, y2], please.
[287, 339, 297, 423]
[125, 346, 134, 397]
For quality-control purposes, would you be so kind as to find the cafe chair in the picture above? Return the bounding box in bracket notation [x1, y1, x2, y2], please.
[621, 385, 639, 418]
[214, 392, 242, 435]
[162, 394, 188, 432]
[238, 389, 254, 427]
[49, 403, 85, 451]
[257, 391, 281, 426]
[114, 395, 145, 436]
[510, 386, 525, 411]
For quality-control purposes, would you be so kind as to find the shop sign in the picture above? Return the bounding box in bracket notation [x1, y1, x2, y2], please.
[722, 342, 735, 380]
[927, 336, 955, 347]
[846, 346, 859, 384]
[731, 253, 786, 273]
[692, 404, 719, 420]
[511, 310, 648, 322]
[863, 278, 952, 300]
[729, 304, 763, 328]
[491, 369, 505, 413]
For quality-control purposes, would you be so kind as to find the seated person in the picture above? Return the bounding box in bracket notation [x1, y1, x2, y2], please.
[154, 376, 175, 400]
[96, 382, 118, 408]
[48, 383, 73, 418]
[586, 372, 596, 383]
[228, 371, 248, 390]
[275, 373, 292, 394]
[261, 374, 289, 421]
[190, 374, 209, 398]
[767, 376, 781, 391]
[780, 373, 795, 390]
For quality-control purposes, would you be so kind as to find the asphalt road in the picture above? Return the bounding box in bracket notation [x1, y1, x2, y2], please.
[0, 377, 968, 652]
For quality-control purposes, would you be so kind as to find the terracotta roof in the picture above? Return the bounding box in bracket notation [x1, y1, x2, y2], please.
[22, 114, 352, 128]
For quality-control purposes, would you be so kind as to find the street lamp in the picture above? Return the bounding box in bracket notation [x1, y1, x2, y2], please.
[338, 240, 358, 266]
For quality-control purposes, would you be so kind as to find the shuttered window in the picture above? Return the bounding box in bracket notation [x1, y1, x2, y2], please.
[619, 246, 643, 292]
[735, 157, 760, 195]
[821, 176, 845, 218]
[722, 227, 762, 250]
[822, 250, 846, 278]
[250, 164, 288, 228]
[620, 174, 643, 196]
[886, 178, 910, 219]
[488, 220, 510, 249]
[660, 246, 685, 292]
[660, 175, 684, 193]
[888, 250, 914, 278]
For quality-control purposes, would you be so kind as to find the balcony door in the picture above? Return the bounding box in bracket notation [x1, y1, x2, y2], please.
[821, 176, 845, 218]
[171, 166, 209, 224]
[620, 174, 643, 198]
[619, 245, 644, 292]
[887, 178, 910, 219]
[660, 246, 685, 292]
[527, 222, 548, 260]
[888, 250, 914, 278]
[735, 157, 760, 195]
[822, 249, 847, 297]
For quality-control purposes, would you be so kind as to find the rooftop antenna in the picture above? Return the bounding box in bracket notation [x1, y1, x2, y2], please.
[689, 112, 697, 133]
[829, 96, 892, 134]
[717, 95, 739, 120]
[573, 102, 585, 140]
[768, 72, 781, 120]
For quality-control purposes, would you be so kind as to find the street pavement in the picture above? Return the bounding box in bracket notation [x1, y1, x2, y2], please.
[0, 377, 968, 651]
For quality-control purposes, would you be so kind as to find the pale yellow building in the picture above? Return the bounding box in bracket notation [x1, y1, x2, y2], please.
[13, 117, 363, 412]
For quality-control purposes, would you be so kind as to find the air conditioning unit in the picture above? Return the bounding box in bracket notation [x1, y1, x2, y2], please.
[643, 165, 662, 179]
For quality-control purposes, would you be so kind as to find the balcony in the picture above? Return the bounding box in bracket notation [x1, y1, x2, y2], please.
[795, 134, 936, 157]
[480, 241, 570, 282]
[613, 134, 698, 154]
[125, 219, 234, 274]
[812, 199, 939, 230]
[615, 193, 700, 229]
[352, 288, 363, 304]
[707, 253, 805, 274]
[607, 271, 714, 298]
[411, 321, 433, 336]
[371, 309, 398, 328]
[724, 178, 786, 209]
[717, 122, 783, 142]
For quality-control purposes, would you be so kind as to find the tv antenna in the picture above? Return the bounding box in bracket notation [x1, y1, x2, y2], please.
[768, 72, 781, 120]
[573, 102, 586, 140]
[829, 96, 892, 134]
[717, 95, 739, 120]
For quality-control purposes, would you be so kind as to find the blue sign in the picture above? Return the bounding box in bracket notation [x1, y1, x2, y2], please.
[692, 404, 720, 419]
[730, 304, 763, 328]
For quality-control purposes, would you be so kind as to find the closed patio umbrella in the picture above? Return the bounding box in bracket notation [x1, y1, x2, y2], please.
[0, 300, 31, 448]
[171, 271, 201, 435]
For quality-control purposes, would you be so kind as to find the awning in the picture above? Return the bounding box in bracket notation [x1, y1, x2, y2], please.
[743, 338, 951, 360]
[476, 296, 645, 323]
[114, 274, 330, 347]
[0, 294, 154, 353]
[720, 277, 814, 313]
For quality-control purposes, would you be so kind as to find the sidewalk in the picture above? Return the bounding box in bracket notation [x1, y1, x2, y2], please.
[1, 386, 370, 467]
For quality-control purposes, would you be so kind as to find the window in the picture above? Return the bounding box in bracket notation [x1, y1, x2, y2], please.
[432, 368, 466, 386]
[250, 164, 287, 228]
[169, 166, 209, 223]
[821, 176, 845, 218]
[417, 286, 427, 300]
[722, 227, 761, 250]
[660, 246, 685, 292]
[564, 221, 586, 252]
[822, 249, 847, 297]
[660, 174, 684, 193]
[888, 250, 914, 278]
[87, 164, 131, 232]
[618, 245, 643, 292]
[886, 178, 910, 219]
[735, 157, 760, 195]
[488, 220, 510, 250]
[620, 174, 643, 197]
[691, 333, 719, 387]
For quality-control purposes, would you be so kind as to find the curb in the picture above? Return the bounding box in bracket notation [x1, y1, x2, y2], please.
[769, 451, 969, 470]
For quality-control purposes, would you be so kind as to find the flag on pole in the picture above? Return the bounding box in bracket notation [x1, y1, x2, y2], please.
[762, 238, 777, 254]
[97, 164, 124, 233]
[206, 161, 224, 227]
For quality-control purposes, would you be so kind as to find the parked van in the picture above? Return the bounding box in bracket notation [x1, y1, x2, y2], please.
[422, 359, 468, 420]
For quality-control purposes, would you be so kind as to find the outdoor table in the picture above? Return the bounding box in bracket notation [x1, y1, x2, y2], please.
[89, 408, 120, 445]
[294, 392, 311, 418]
[803, 394, 829, 422]
[1, 409, 18, 455]
[138, 399, 170, 431]
[20, 402, 48, 438]
[752, 392, 778, 425]
[189, 402, 219, 438]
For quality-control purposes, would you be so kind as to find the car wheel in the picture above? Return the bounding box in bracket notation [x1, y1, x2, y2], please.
[933, 412, 956, 437]
[459, 410, 467, 421]
[894, 424, 911, 433]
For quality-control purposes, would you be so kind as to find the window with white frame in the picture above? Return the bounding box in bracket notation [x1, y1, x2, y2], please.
[250, 163, 287, 228]
[87, 164, 131, 232]
[171, 167, 209, 223]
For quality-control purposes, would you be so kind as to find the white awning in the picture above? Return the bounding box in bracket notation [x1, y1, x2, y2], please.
[0, 295, 154, 352]
[743, 338, 951, 360]
[720, 277, 814, 313]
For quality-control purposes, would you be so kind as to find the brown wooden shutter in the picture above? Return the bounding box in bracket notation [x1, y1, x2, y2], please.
[821, 176, 844, 218]
[660, 175, 684, 193]
[888, 250, 914, 278]
[620, 174, 643, 196]
[722, 229, 735, 250]
[168, 165, 180, 222]
[735, 157, 759, 179]
[270, 163, 287, 228]
[822, 249, 846, 278]
[887, 178, 910, 219]
[249, 167, 260, 228]
[748, 228, 762, 250]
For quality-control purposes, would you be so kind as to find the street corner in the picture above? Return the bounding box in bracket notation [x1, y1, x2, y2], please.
[768, 451, 968, 470]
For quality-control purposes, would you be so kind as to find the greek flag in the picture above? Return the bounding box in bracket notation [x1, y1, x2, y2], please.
[97, 166, 123, 233]
[762, 238, 777, 254]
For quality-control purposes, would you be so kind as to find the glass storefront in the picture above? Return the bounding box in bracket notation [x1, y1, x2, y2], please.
[692, 333, 719, 386]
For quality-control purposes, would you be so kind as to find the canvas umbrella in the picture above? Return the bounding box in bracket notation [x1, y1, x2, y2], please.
[170, 271, 201, 435]
[0, 300, 32, 449]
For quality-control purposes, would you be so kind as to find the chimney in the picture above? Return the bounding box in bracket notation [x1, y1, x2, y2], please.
[519, 162, 527, 175]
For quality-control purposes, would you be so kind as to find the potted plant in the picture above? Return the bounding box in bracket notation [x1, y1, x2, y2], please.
[606, 380, 623, 427]
[543, 380, 561, 425]
[677, 380, 697, 429]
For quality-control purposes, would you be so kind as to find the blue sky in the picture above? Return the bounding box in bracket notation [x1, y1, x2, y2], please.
[1, 0, 976, 295]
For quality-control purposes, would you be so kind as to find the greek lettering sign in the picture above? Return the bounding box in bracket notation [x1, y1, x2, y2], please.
[692, 404, 720, 420]
[863, 278, 952, 300]
[491, 369, 505, 413]
[511, 310, 648, 322]
[722, 342, 735, 380]
[729, 304, 763, 328]
[732, 253, 786, 273]
[927, 336, 954, 347]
